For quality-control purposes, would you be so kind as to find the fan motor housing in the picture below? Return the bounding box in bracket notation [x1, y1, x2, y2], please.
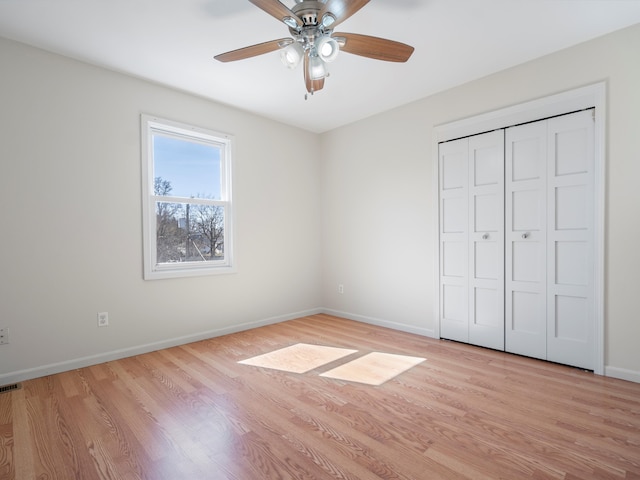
[292, 1, 323, 26]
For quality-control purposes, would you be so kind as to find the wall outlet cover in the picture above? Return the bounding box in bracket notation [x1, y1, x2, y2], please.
[97, 312, 109, 327]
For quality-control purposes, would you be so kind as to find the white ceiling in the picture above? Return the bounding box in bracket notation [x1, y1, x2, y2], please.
[1, 0, 640, 133]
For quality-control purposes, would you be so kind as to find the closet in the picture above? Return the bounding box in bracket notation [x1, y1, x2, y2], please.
[438, 109, 595, 370]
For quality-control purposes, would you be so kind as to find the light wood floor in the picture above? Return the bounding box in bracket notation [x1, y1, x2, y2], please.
[1, 314, 639, 479]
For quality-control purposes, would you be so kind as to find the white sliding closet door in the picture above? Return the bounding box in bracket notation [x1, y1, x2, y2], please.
[439, 131, 505, 349]
[439, 138, 469, 343]
[505, 110, 595, 369]
[505, 121, 548, 360]
[546, 110, 595, 370]
[468, 131, 505, 350]
[436, 85, 604, 373]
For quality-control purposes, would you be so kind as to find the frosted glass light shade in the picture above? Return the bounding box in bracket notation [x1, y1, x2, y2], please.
[280, 42, 304, 69]
[308, 54, 327, 80]
[317, 36, 339, 63]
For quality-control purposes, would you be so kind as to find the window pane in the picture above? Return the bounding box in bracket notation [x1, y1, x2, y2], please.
[156, 202, 225, 264]
[153, 135, 222, 199]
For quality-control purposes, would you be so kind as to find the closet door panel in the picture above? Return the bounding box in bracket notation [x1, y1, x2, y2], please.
[511, 189, 543, 231]
[511, 291, 540, 333]
[468, 131, 504, 350]
[439, 138, 469, 343]
[505, 121, 547, 360]
[546, 110, 595, 369]
[511, 241, 543, 283]
[555, 184, 588, 230]
[442, 197, 466, 233]
[442, 241, 466, 277]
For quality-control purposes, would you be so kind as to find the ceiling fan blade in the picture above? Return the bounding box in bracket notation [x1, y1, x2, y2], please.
[335, 33, 414, 62]
[249, 0, 303, 28]
[320, 0, 370, 28]
[214, 38, 292, 63]
[303, 54, 325, 94]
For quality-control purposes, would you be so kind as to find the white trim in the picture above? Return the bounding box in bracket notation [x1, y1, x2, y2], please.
[592, 86, 606, 378]
[433, 82, 606, 376]
[323, 308, 437, 338]
[435, 83, 606, 142]
[431, 131, 442, 340]
[0, 308, 323, 385]
[604, 366, 640, 384]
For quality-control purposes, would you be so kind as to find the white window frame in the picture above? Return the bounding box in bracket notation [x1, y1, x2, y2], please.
[141, 114, 235, 280]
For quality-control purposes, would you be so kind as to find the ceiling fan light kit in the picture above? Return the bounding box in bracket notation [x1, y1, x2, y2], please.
[214, 0, 415, 96]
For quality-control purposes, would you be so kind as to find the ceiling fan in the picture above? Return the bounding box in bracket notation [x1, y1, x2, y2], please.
[214, 0, 415, 96]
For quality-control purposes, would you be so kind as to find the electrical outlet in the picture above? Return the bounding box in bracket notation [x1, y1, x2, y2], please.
[0, 327, 8, 345]
[338, 284, 344, 294]
[97, 312, 109, 327]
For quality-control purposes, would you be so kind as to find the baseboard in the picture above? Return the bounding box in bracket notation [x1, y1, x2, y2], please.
[604, 366, 640, 384]
[321, 308, 437, 338]
[0, 308, 323, 385]
[14, 308, 627, 386]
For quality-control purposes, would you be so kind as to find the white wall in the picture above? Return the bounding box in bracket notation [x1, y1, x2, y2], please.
[2, 23, 639, 384]
[0, 37, 322, 383]
[320, 23, 640, 381]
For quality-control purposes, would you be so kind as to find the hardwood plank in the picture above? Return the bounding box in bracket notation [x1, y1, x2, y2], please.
[10, 387, 37, 480]
[1, 315, 640, 479]
[0, 392, 13, 480]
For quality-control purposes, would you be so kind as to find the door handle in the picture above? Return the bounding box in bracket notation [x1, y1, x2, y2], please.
[522, 232, 530, 239]
[482, 233, 489, 240]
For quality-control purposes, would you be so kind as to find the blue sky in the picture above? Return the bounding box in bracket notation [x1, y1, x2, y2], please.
[153, 135, 221, 199]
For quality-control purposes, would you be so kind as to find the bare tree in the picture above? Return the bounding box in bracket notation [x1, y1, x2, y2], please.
[191, 202, 225, 260]
[154, 177, 184, 262]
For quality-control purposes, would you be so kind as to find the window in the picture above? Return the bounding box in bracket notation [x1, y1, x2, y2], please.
[141, 114, 234, 279]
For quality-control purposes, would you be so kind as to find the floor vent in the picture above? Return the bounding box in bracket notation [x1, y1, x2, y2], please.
[0, 383, 21, 394]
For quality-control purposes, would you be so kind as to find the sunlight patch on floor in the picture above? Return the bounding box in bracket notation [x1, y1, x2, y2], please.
[239, 344, 425, 385]
[238, 343, 357, 374]
[320, 352, 426, 386]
